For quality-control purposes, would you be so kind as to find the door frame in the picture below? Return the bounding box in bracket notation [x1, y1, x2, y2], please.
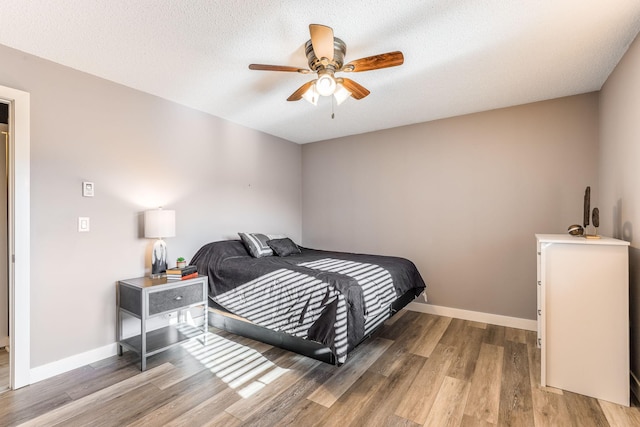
[0, 85, 30, 389]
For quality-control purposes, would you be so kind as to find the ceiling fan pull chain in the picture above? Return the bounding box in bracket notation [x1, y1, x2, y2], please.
[331, 96, 335, 119]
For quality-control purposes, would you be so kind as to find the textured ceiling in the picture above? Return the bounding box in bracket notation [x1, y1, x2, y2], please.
[1, 1, 640, 144]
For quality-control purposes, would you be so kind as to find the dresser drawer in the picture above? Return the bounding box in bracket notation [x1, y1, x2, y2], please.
[148, 282, 204, 315]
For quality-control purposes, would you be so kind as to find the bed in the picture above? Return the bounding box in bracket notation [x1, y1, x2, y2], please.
[190, 237, 426, 364]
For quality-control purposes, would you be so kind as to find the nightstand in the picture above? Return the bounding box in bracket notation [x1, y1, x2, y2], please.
[117, 275, 209, 370]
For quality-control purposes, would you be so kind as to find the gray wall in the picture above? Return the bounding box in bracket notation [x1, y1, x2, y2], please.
[302, 94, 600, 320]
[599, 32, 640, 382]
[0, 34, 631, 370]
[0, 44, 302, 368]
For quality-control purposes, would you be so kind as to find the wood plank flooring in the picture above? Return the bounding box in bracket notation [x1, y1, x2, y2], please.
[2, 310, 640, 426]
[0, 348, 8, 393]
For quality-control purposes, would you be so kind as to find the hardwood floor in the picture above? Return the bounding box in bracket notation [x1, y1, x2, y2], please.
[0, 348, 8, 393]
[2, 310, 640, 426]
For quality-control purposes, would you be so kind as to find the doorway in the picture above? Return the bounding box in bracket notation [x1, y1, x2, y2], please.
[0, 85, 30, 390]
[0, 102, 6, 392]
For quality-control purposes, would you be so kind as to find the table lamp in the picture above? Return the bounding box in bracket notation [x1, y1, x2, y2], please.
[144, 208, 175, 278]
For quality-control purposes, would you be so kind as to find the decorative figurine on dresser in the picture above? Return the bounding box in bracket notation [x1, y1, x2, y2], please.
[581, 186, 600, 238]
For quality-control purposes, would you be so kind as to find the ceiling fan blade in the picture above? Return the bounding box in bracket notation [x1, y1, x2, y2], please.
[249, 64, 311, 74]
[340, 78, 370, 100]
[287, 80, 317, 101]
[309, 24, 334, 61]
[342, 51, 404, 72]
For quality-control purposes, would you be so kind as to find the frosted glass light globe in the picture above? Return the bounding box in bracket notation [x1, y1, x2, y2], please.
[316, 74, 337, 96]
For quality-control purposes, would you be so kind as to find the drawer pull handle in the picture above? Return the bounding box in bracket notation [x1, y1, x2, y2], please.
[174, 296, 183, 301]
[538, 309, 541, 316]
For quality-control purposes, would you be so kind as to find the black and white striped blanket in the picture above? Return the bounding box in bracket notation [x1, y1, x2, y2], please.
[191, 240, 426, 363]
[297, 258, 397, 336]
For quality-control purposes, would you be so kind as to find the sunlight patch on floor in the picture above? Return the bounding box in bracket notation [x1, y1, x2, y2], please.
[180, 331, 288, 398]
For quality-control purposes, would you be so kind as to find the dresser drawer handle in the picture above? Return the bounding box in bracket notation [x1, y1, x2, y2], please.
[174, 296, 183, 301]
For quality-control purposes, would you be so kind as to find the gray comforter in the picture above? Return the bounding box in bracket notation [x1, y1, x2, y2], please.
[190, 240, 426, 363]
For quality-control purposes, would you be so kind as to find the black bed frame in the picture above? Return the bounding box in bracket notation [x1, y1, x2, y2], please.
[207, 288, 421, 365]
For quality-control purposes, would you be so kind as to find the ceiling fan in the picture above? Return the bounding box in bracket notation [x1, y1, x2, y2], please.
[249, 24, 404, 106]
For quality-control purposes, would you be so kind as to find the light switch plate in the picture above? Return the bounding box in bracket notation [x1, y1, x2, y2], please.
[82, 181, 94, 197]
[78, 217, 90, 232]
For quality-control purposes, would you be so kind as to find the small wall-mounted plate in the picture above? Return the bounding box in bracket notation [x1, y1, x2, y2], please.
[82, 181, 94, 197]
[78, 217, 90, 232]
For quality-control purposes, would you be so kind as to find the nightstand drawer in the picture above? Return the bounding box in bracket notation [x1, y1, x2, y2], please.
[148, 283, 204, 315]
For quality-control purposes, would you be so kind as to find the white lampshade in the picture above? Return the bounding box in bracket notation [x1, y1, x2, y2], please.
[302, 84, 319, 106]
[144, 208, 175, 238]
[333, 83, 351, 106]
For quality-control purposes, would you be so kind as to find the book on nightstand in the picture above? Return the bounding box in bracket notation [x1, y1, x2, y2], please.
[175, 272, 198, 281]
[165, 265, 198, 280]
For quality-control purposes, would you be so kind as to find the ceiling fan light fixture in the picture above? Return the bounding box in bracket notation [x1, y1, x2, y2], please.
[316, 72, 337, 96]
[333, 83, 351, 105]
[249, 24, 403, 104]
[301, 84, 319, 105]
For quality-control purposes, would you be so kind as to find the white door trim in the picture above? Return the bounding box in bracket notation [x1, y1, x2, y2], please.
[0, 85, 30, 389]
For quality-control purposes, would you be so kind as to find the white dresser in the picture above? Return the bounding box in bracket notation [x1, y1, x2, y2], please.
[536, 234, 629, 406]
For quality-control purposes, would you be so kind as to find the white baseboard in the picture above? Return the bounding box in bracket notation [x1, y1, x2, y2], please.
[30, 343, 118, 384]
[406, 302, 537, 331]
[28, 314, 207, 385]
[27, 306, 533, 385]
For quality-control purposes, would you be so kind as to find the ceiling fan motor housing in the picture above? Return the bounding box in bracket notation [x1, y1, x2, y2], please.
[305, 37, 346, 72]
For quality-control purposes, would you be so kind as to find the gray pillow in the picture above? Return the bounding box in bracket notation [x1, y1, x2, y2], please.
[267, 237, 301, 257]
[238, 232, 273, 258]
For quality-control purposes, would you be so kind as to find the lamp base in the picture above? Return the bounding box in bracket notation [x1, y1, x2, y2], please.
[151, 238, 168, 277]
